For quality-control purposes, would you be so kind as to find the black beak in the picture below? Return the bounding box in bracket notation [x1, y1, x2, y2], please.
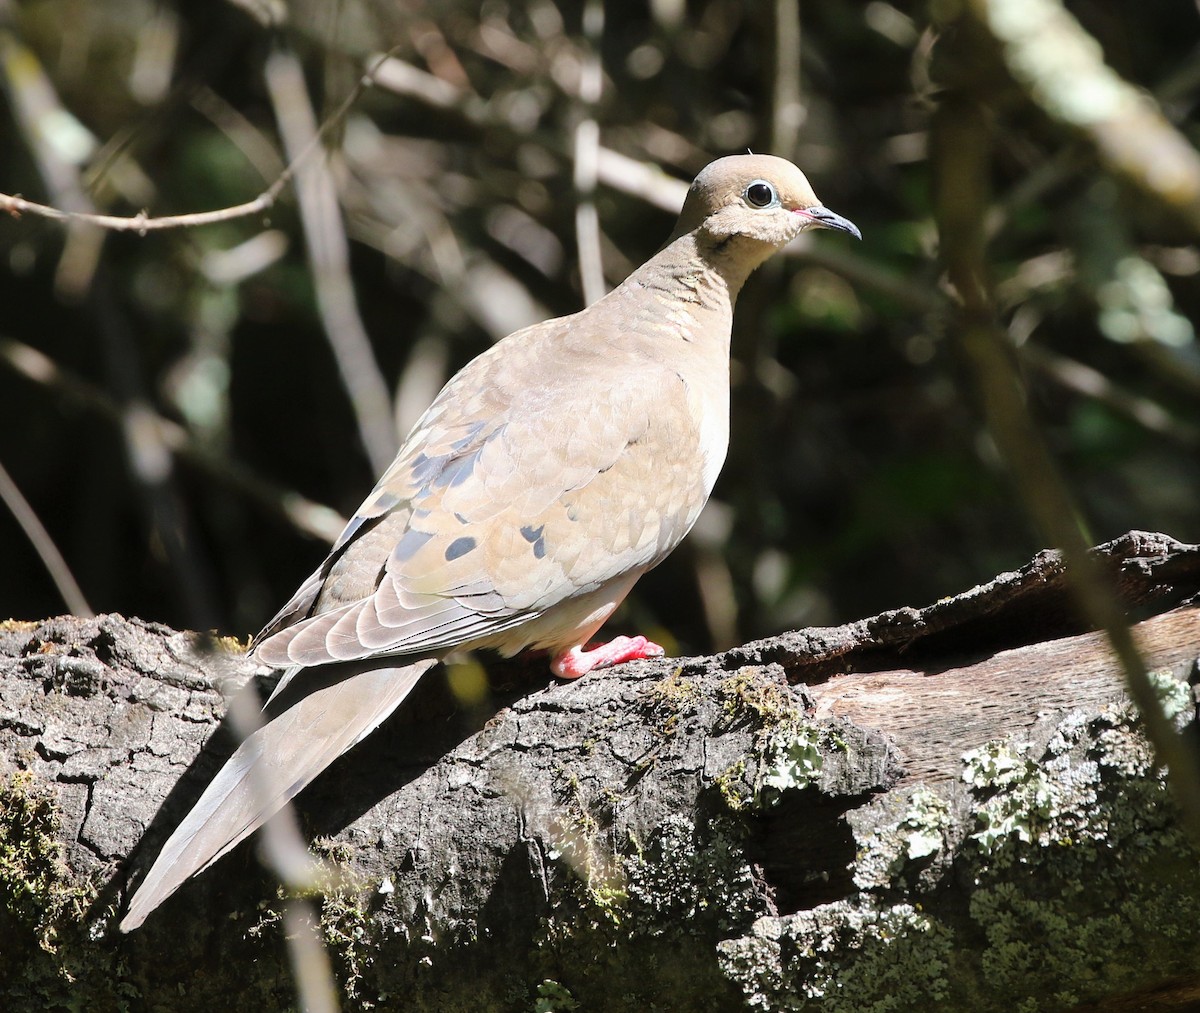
[800, 205, 862, 241]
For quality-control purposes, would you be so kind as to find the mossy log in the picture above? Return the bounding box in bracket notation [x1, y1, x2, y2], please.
[2, 530, 1200, 1013]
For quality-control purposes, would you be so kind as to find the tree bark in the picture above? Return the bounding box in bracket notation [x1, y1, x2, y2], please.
[2, 530, 1199, 1013]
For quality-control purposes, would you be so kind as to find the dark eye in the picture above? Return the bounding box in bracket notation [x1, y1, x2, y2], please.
[745, 181, 776, 208]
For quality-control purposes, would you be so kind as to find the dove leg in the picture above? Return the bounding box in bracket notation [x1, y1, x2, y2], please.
[550, 635, 665, 679]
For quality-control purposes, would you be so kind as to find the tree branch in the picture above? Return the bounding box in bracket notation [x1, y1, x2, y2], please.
[2, 532, 1198, 1011]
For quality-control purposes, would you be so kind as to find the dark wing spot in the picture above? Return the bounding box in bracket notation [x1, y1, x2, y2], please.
[445, 536, 477, 561]
[521, 524, 548, 558]
[520, 524, 547, 560]
[392, 528, 434, 563]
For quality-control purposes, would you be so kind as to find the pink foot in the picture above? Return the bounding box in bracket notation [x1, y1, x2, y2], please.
[550, 635, 665, 679]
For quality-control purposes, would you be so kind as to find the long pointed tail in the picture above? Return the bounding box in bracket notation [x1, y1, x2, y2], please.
[119, 659, 436, 932]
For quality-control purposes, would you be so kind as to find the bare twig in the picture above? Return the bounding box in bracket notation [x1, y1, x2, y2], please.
[0, 189, 281, 232]
[0, 49, 393, 235]
[0, 455, 93, 616]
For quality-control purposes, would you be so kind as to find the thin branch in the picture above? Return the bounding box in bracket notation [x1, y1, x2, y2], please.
[932, 86, 1200, 845]
[0, 50, 395, 235]
[264, 49, 397, 476]
[968, 0, 1200, 236]
[0, 455, 93, 617]
[0, 29, 104, 295]
[0, 184, 280, 233]
[0, 337, 346, 544]
[573, 0, 606, 306]
[593, 146, 688, 213]
[1020, 342, 1200, 449]
[771, 0, 804, 157]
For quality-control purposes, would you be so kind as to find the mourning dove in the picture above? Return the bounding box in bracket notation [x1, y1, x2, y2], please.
[118, 153, 859, 931]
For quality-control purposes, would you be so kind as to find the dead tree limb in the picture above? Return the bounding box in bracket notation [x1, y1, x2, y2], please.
[1, 530, 1199, 1012]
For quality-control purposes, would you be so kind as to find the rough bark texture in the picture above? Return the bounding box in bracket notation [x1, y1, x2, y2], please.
[2, 530, 1200, 1012]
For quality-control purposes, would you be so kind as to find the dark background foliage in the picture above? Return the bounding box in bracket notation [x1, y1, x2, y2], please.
[1, 0, 1198, 656]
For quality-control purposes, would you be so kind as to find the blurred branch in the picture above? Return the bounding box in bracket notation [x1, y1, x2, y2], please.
[770, 0, 804, 157]
[594, 147, 688, 212]
[932, 86, 1200, 843]
[0, 48, 393, 235]
[264, 49, 397, 476]
[224, 679, 342, 1013]
[369, 50, 694, 215]
[0, 338, 347, 544]
[1020, 342, 1200, 450]
[0, 455, 93, 617]
[369, 51, 489, 124]
[0, 29, 103, 296]
[967, 0, 1200, 235]
[283, 901, 340, 1013]
[573, 0, 606, 305]
[190, 85, 287, 184]
[3, 30, 226, 625]
[368, 49, 920, 308]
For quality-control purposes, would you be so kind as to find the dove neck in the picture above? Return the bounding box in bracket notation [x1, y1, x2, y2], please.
[638, 230, 772, 309]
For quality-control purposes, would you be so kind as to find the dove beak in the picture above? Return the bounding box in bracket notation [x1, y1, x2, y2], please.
[795, 205, 862, 241]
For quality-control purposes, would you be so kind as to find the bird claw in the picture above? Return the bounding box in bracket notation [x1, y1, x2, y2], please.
[550, 635, 665, 679]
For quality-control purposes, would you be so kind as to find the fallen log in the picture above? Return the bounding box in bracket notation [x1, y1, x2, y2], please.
[1, 530, 1199, 1012]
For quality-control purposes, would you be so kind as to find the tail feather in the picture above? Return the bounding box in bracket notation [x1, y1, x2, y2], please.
[119, 659, 436, 932]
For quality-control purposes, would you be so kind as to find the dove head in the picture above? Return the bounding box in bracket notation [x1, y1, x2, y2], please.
[671, 154, 860, 257]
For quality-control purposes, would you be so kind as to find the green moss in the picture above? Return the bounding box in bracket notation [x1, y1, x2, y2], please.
[961, 741, 1057, 854]
[527, 811, 766, 1009]
[0, 770, 92, 953]
[715, 758, 751, 812]
[544, 767, 628, 924]
[319, 888, 374, 1004]
[720, 675, 1200, 1011]
[1146, 666, 1193, 722]
[758, 726, 824, 803]
[957, 694, 1200, 1010]
[855, 784, 956, 892]
[898, 786, 952, 861]
[717, 902, 954, 1013]
[717, 667, 803, 729]
[637, 665, 700, 741]
[712, 667, 829, 812]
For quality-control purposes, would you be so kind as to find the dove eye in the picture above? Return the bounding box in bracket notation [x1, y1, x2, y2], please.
[745, 181, 777, 208]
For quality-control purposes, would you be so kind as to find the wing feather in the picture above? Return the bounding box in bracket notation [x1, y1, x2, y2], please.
[250, 315, 711, 671]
